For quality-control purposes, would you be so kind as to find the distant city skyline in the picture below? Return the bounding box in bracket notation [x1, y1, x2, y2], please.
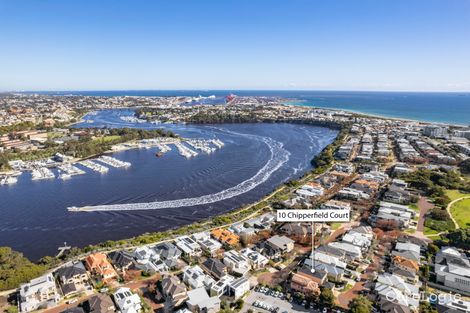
[1, 0, 469, 92]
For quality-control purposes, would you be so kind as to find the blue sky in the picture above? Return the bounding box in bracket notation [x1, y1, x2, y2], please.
[0, 0, 469, 91]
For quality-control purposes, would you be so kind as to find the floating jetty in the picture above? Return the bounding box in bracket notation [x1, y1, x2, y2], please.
[57, 164, 86, 180]
[98, 155, 131, 168]
[174, 142, 198, 158]
[212, 139, 225, 148]
[186, 139, 217, 154]
[119, 116, 147, 123]
[0, 175, 18, 185]
[156, 144, 171, 154]
[31, 167, 55, 180]
[79, 160, 109, 173]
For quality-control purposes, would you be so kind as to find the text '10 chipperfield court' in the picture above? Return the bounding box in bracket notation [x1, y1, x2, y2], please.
[276, 209, 351, 222]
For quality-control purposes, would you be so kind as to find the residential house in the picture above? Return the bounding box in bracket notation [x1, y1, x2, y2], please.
[435, 246, 470, 293]
[175, 236, 202, 257]
[392, 256, 419, 274]
[240, 248, 269, 269]
[393, 242, 421, 262]
[337, 187, 370, 201]
[328, 242, 362, 259]
[321, 200, 351, 211]
[304, 259, 345, 281]
[19, 273, 61, 312]
[290, 266, 326, 296]
[84, 253, 117, 282]
[55, 262, 90, 297]
[161, 275, 188, 309]
[192, 232, 222, 256]
[201, 258, 228, 280]
[82, 294, 115, 313]
[186, 288, 220, 313]
[374, 273, 419, 310]
[132, 247, 167, 274]
[228, 277, 250, 300]
[223, 250, 250, 276]
[154, 242, 182, 269]
[198, 238, 222, 256]
[210, 275, 234, 298]
[296, 182, 324, 198]
[113, 288, 142, 313]
[264, 235, 294, 258]
[341, 231, 371, 251]
[210, 228, 240, 247]
[350, 179, 379, 195]
[334, 163, 354, 174]
[182, 265, 215, 290]
[108, 250, 135, 274]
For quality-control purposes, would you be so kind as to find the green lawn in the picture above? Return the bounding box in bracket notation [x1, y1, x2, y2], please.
[445, 190, 470, 201]
[409, 203, 419, 212]
[93, 135, 121, 142]
[450, 198, 470, 229]
[424, 226, 440, 236]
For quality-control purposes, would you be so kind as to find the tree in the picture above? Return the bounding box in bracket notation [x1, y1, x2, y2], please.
[234, 299, 244, 311]
[427, 243, 439, 256]
[320, 287, 335, 307]
[349, 296, 373, 313]
[460, 159, 470, 174]
[419, 302, 438, 313]
[447, 228, 470, 249]
[0, 247, 46, 291]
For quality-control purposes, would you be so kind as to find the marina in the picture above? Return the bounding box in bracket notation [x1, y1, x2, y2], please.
[0, 175, 18, 185]
[57, 164, 86, 180]
[31, 167, 55, 180]
[0, 137, 226, 187]
[97, 155, 131, 168]
[79, 160, 109, 173]
[174, 142, 198, 158]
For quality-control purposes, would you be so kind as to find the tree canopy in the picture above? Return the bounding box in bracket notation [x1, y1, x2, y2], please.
[0, 247, 46, 291]
[349, 296, 373, 313]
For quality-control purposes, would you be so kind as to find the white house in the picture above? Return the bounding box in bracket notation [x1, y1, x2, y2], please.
[210, 275, 234, 298]
[186, 288, 220, 313]
[240, 248, 269, 269]
[175, 236, 202, 257]
[19, 273, 61, 312]
[133, 247, 167, 273]
[182, 265, 215, 290]
[228, 277, 250, 300]
[223, 250, 250, 276]
[113, 287, 142, 313]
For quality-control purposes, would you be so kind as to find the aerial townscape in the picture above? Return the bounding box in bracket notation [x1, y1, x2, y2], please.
[1, 92, 470, 313]
[1, 1, 470, 313]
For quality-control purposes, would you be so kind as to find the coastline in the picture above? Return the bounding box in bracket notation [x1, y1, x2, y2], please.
[285, 99, 469, 127]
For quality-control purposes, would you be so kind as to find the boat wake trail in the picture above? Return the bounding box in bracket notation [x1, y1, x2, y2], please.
[70, 130, 290, 212]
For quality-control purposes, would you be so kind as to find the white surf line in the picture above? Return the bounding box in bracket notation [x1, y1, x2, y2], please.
[69, 130, 290, 212]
